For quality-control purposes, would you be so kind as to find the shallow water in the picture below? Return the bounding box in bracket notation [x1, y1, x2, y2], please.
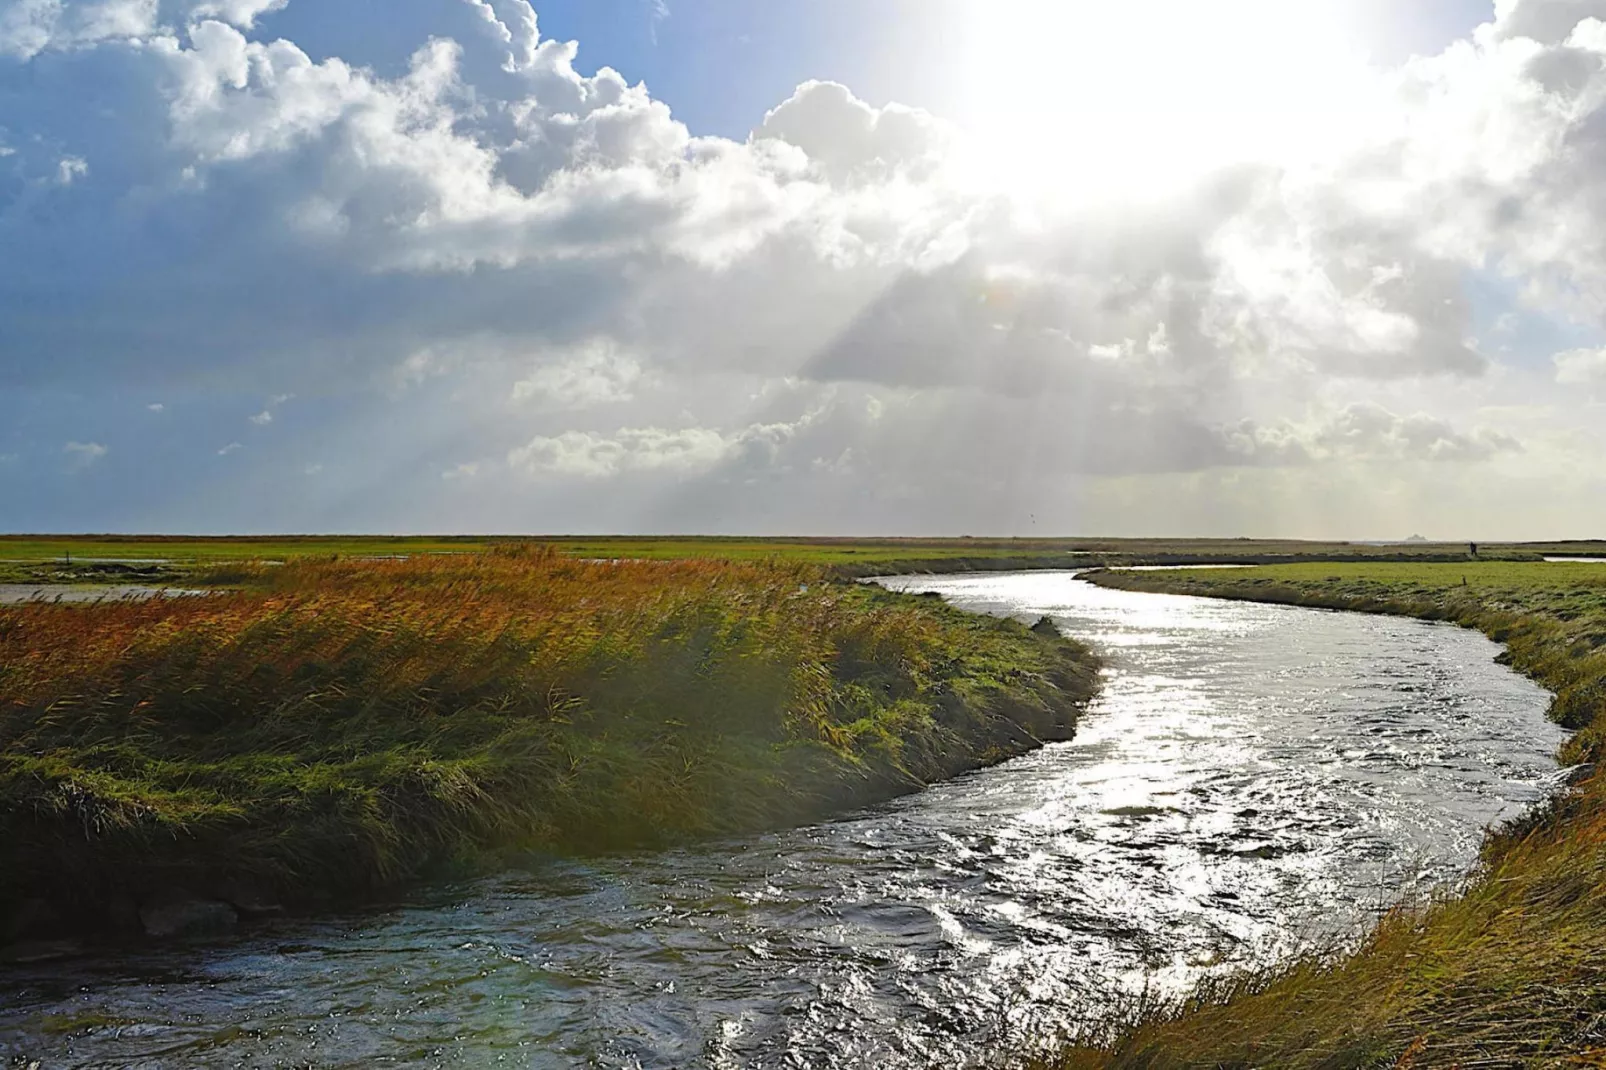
[0, 572, 1568, 1068]
[0, 585, 204, 604]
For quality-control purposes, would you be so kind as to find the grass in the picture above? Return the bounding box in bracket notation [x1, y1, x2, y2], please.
[0, 534, 1581, 586]
[1042, 561, 1606, 1068]
[0, 547, 1097, 937]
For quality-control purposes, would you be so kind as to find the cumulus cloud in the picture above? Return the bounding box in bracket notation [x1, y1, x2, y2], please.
[460, 0, 540, 71]
[507, 427, 723, 478]
[755, 80, 952, 182]
[63, 439, 106, 468]
[1224, 404, 1523, 465]
[1, 0, 155, 60]
[0, 0, 285, 60]
[1491, 0, 1606, 44]
[4, 0, 1606, 534]
[217, 440, 242, 455]
[190, 0, 285, 29]
[511, 339, 642, 407]
[508, 417, 807, 479]
[1555, 346, 1606, 382]
[55, 155, 88, 184]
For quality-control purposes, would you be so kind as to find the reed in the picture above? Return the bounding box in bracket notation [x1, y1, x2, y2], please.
[0, 548, 1096, 934]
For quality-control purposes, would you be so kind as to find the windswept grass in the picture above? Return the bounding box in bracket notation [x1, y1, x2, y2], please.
[0, 549, 1095, 935]
[1045, 562, 1606, 1068]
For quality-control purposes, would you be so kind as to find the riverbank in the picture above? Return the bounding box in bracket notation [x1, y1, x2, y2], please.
[0, 550, 1097, 948]
[1049, 562, 1606, 1068]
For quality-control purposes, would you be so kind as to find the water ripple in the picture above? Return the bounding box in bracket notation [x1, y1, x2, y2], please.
[0, 572, 1567, 1068]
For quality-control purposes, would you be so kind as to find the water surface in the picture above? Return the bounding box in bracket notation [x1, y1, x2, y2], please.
[0, 585, 204, 604]
[0, 572, 1567, 1068]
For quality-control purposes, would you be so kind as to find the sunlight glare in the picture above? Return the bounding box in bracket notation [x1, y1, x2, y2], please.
[954, 0, 1377, 204]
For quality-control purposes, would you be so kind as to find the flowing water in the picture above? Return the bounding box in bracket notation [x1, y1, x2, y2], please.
[0, 572, 1569, 1068]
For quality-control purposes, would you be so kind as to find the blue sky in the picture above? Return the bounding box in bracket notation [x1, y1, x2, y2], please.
[253, 1, 1500, 140]
[3, 0, 1606, 537]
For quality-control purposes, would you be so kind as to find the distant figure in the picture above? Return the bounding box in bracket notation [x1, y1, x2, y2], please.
[1470, 542, 1478, 558]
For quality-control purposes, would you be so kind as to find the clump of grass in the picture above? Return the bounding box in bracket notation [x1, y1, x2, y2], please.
[0, 548, 1095, 931]
[1047, 562, 1606, 1068]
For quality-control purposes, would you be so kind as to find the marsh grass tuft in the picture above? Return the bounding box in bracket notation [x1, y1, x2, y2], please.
[0, 548, 1095, 934]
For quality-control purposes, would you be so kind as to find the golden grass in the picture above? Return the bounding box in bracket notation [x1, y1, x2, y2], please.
[1045, 563, 1606, 1068]
[0, 548, 1096, 934]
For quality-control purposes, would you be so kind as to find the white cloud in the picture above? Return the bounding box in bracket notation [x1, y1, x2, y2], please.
[247, 394, 291, 424]
[217, 441, 242, 455]
[0, 0, 286, 60]
[646, 0, 669, 43]
[1555, 346, 1606, 383]
[190, 0, 285, 29]
[511, 339, 642, 407]
[63, 440, 106, 469]
[459, 0, 540, 71]
[1491, 0, 1606, 44]
[8, 0, 1606, 535]
[1, 0, 155, 60]
[392, 346, 456, 389]
[508, 426, 730, 478]
[507, 416, 807, 479]
[755, 80, 952, 182]
[55, 155, 87, 184]
[147, 402, 164, 412]
[1224, 403, 1523, 465]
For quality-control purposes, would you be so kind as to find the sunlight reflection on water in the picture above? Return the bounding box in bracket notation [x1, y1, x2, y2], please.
[0, 571, 1569, 1069]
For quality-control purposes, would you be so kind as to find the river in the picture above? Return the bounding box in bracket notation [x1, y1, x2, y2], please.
[0, 571, 1569, 1068]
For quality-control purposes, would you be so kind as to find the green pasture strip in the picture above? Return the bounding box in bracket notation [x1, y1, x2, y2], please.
[3, 534, 1589, 570]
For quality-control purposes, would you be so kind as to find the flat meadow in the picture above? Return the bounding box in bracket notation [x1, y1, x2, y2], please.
[2, 534, 1587, 587]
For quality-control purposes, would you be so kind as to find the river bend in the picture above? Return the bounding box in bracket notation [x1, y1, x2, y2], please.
[0, 571, 1568, 1068]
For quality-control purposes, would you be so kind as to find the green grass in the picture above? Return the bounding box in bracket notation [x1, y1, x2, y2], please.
[0, 534, 1576, 587]
[1042, 561, 1606, 1068]
[0, 549, 1097, 939]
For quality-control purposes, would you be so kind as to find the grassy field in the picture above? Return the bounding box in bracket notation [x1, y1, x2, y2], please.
[0, 534, 1587, 587]
[1045, 561, 1606, 1068]
[11, 539, 1606, 1061]
[0, 549, 1096, 942]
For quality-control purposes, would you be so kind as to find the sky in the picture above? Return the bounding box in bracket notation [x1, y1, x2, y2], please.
[3, 0, 1606, 539]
